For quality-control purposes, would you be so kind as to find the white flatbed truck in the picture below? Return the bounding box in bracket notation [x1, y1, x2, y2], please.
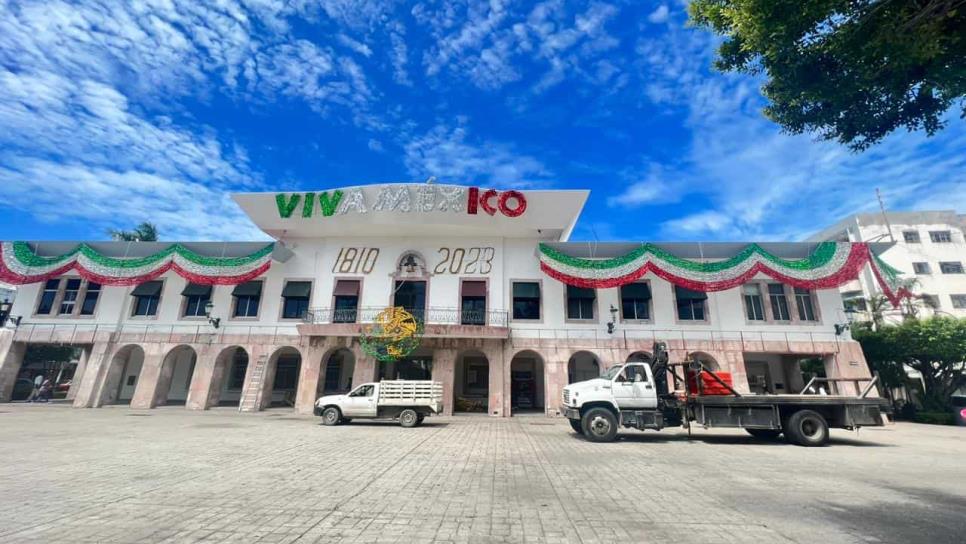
[314, 380, 444, 427]
[561, 343, 890, 447]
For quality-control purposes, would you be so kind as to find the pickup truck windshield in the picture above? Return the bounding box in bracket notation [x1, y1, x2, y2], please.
[600, 366, 623, 380]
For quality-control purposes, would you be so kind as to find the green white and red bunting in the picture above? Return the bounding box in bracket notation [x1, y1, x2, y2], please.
[539, 242, 909, 306]
[0, 242, 274, 286]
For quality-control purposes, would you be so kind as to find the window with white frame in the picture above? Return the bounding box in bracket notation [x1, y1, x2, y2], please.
[939, 261, 964, 274]
[920, 294, 941, 309]
[58, 279, 82, 315]
[80, 282, 101, 315]
[929, 230, 952, 243]
[768, 283, 791, 320]
[36, 279, 59, 315]
[902, 230, 921, 243]
[130, 281, 163, 316]
[36, 278, 102, 316]
[674, 286, 707, 321]
[742, 284, 765, 321]
[620, 283, 651, 320]
[566, 285, 595, 320]
[951, 295, 966, 309]
[794, 287, 817, 321]
[232, 281, 262, 318]
[182, 283, 212, 317]
[511, 282, 541, 320]
[912, 262, 931, 275]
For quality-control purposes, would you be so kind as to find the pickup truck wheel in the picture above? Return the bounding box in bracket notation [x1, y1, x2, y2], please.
[399, 409, 419, 428]
[321, 407, 342, 426]
[785, 410, 829, 447]
[746, 429, 782, 440]
[569, 419, 584, 435]
[581, 408, 618, 442]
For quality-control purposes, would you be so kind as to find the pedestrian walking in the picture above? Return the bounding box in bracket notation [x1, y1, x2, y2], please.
[38, 377, 53, 403]
[27, 373, 43, 402]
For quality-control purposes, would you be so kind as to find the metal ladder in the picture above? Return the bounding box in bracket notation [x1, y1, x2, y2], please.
[239, 353, 268, 412]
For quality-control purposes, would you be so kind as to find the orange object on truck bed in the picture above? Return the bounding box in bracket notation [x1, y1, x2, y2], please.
[686, 370, 734, 396]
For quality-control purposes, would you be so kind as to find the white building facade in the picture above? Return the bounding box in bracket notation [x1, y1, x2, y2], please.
[810, 210, 966, 322]
[0, 184, 897, 416]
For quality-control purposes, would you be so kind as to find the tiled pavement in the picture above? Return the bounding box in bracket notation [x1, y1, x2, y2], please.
[0, 404, 963, 543]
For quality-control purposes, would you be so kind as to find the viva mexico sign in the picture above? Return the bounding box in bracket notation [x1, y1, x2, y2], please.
[275, 184, 527, 219]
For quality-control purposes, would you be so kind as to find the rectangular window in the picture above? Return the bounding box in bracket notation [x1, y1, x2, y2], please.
[58, 279, 82, 315]
[844, 297, 868, 312]
[939, 261, 964, 274]
[130, 281, 163, 316]
[36, 279, 60, 315]
[929, 230, 952, 243]
[281, 281, 312, 319]
[460, 281, 487, 325]
[80, 282, 101, 315]
[768, 283, 791, 320]
[332, 280, 361, 323]
[921, 294, 941, 309]
[511, 282, 541, 320]
[566, 285, 595, 320]
[742, 284, 765, 321]
[912, 262, 931, 275]
[620, 283, 651, 320]
[393, 280, 427, 321]
[951, 295, 966, 309]
[182, 283, 212, 317]
[794, 287, 817, 321]
[675, 286, 707, 321]
[231, 281, 262, 318]
[902, 230, 921, 243]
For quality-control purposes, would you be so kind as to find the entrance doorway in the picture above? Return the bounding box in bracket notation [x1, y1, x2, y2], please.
[109, 345, 145, 405]
[266, 347, 301, 408]
[510, 350, 545, 414]
[568, 351, 600, 383]
[455, 351, 489, 413]
[158, 345, 197, 406]
[212, 346, 248, 407]
[322, 348, 355, 394]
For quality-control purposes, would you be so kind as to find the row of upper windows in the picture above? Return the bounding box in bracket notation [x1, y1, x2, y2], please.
[32, 276, 820, 324]
[911, 261, 964, 275]
[902, 230, 955, 244]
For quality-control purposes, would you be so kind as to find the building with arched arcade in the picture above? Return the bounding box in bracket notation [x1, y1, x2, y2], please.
[0, 184, 903, 416]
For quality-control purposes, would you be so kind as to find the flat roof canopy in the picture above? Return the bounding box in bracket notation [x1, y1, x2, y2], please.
[232, 183, 589, 241]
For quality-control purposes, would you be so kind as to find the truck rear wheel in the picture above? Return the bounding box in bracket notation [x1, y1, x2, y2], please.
[569, 419, 584, 434]
[399, 409, 419, 428]
[321, 407, 342, 426]
[746, 429, 782, 440]
[785, 410, 829, 447]
[581, 408, 618, 442]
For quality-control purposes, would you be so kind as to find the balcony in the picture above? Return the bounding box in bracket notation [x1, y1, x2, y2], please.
[299, 307, 510, 339]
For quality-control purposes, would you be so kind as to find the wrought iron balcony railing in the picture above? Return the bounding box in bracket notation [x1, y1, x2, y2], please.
[304, 306, 509, 328]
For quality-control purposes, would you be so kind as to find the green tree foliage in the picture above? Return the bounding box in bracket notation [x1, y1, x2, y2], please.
[689, 0, 966, 151]
[852, 317, 966, 411]
[108, 222, 159, 242]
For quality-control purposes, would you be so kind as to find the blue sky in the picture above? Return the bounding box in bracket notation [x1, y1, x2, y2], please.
[0, 0, 963, 243]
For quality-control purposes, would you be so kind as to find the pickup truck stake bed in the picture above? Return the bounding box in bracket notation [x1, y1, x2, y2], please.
[315, 380, 444, 427]
[561, 343, 890, 447]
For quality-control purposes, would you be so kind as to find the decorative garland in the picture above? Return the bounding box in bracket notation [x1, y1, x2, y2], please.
[0, 242, 274, 286]
[360, 307, 423, 363]
[539, 242, 910, 306]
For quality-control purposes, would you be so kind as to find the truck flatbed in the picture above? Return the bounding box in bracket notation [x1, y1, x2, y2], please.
[690, 394, 888, 407]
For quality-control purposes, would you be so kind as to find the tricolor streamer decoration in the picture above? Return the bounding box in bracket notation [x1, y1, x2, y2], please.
[539, 242, 910, 307]
[0, 242, 274, 286]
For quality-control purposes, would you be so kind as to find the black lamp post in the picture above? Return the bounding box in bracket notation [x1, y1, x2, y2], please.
[0, 298, 10, 327]
[834, 307, 857, 336]
[607, 304, 618, 334]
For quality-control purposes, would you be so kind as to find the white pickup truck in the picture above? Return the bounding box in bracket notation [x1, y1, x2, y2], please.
[314, 380, 444, 427]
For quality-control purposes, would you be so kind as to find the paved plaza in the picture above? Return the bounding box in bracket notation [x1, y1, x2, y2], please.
[0, 404, 963, 544]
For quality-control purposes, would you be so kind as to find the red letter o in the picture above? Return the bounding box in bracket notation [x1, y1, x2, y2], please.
[498, 190, 527, 217]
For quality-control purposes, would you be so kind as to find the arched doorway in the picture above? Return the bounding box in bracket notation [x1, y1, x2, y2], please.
[510, 350, 545, 415]
[568, 351, 600, 383]
[157, 345, 197, 406]
[322, 348, 355, 395]
[454, 350, 489, 413]
[265, 347, 301, 409]
[691, 352, 720, 371]
[211, 346, 248, 407]
[105, 344, 145, 405]
[627, 351, 653, 364]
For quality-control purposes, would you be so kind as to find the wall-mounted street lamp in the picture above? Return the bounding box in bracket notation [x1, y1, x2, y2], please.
[0, 298, 19, 328]
[204, 300, 221, 330]
[607, 304, 618, 335]
[834, 307, 858, 336]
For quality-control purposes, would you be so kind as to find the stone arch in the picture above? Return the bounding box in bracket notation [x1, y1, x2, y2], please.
[454, 349, 489, 413]
[321, 347, 355, 395]
[509, 349, 545, 415]
[690, 351, 720, 371]
[567, 350, 600, 384]
[261, 346, 302, 409]
[626, 351, 653, 364]
[102, 344, 145, 406]
[210, 346, 249, 408]
[156, 345, 198, 406]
